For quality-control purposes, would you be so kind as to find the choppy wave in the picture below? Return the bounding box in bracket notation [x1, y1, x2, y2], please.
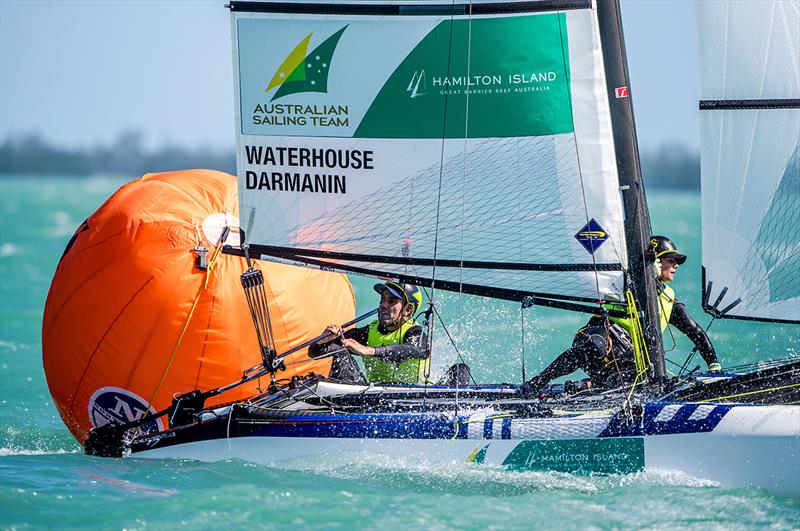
[269, 450, 721, 496]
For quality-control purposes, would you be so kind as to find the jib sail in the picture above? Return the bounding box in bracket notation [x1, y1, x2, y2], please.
[696, 0, 800, 323]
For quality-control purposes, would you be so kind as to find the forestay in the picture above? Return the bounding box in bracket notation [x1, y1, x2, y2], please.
[231, 0, 629, 308]
[696, 0, 800, 323]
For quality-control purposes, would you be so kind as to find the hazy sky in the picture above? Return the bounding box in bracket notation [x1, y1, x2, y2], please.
[0, 0, 699, 152]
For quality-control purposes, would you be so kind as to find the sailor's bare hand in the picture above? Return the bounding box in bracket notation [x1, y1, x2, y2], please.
[325, 324, 344, 336]
[342, 338, 375, 357]
[317, 324, 343, 344]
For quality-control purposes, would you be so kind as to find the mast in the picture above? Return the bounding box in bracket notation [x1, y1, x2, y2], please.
[596, 0, 665, 378]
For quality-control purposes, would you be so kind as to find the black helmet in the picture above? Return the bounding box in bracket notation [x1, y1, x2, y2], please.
[650, 235, 687, 265]
[373, 281, 422, 311]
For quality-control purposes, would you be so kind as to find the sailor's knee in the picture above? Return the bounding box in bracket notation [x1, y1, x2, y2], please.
[573, 327, 608, 355]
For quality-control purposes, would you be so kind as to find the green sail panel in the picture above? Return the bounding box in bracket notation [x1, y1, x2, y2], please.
[355, 14, 573, 138]
[751, 141, 800, 303]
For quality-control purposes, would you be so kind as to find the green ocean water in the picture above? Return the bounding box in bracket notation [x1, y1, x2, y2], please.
[0, 176, 798, 530]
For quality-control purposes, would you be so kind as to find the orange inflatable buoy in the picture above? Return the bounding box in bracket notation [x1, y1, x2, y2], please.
[42, 170, 355, 443]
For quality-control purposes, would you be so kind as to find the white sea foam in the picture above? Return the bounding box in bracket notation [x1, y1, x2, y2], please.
[271, 450, 724, 496]
[45, 211, 76, 238]
[0, 447, 77, 457]
[0, 242, 23, 257]
[0, 340, 32, 352]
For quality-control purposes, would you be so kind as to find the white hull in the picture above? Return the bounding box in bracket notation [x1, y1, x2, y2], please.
[128, 404, 800, 495]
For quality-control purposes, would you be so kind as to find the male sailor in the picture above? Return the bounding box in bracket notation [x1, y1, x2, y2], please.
[523, 236, 721, 394]
[309, 281, 471, 385]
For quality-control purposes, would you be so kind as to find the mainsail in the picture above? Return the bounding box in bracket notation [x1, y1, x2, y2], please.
[696, 0, 800, 323]
[231, 1, 634, 311]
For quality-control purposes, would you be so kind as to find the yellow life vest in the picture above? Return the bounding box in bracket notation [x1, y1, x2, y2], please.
[363, 319, 430, 384]
[609, 283, 675, 334]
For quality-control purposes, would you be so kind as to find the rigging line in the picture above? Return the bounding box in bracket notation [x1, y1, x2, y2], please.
[425, 3, 458, 393]
[453, 0, 474, 418]
[557, 13, 602, 301]
[256, 271, 278, 355]
[422, 286, 478, 387]
[146, 236, 226, 410]
[430, 305, 477, 386]
[418, 285, 477, 386]
[678, 315, 717, 377]
[398, 221, 473, 387]
[458, 0, 474, 292]
[698, 382, 800, 403]
[659, 286, 677, 353]
[520, 303, 527, 383]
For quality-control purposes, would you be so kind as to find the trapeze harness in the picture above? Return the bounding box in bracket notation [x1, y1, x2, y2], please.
[363, 319, 430, 384]
[608, 283, 675, 335]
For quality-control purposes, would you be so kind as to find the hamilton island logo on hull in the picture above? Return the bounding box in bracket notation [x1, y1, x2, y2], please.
[88, 386, 164, 433]
[266, 26, 348, 101]
[575, 218, 609, 254]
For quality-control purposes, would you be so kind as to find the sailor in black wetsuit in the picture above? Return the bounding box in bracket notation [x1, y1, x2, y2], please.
[524, 236, 721, 393]
[309, 281, 471, 385]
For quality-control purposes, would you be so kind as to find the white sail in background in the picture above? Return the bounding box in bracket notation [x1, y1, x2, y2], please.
[697, 0, 800, 323]
[232, 1, 629, 305]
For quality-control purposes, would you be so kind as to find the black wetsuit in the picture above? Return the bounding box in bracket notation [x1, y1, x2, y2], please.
[526, 299, 718, 391]
[308, 322, 471, 385]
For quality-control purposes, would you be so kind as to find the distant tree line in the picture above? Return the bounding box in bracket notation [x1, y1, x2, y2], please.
[640, 143, 700, 190]
[0, 131, 235, 177]
[0, 131, 700, 189]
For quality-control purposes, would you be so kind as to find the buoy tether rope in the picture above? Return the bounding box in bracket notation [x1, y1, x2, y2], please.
[146, 226, 230, 410]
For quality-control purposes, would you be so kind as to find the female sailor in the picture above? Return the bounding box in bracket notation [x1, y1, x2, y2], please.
[523, 236, 721, 394]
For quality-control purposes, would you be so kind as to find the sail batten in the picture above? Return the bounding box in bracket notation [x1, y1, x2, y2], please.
[229, 1, 594, 16]
[699, 99, 800, 110]
[242, 244, 624, 272]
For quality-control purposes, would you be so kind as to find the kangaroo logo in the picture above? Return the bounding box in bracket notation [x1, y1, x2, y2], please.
[267, 26, 348, 101]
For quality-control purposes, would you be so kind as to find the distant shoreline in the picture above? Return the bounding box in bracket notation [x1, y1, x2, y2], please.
[0, 132, 700, 189]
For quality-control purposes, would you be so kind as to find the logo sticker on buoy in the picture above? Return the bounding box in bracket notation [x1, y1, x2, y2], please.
[88, 387, 164, 433]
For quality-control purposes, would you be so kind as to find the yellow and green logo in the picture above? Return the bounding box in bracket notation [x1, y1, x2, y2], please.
[267, 26, 348, 101]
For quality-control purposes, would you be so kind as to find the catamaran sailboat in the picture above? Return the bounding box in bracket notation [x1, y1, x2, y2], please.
[82, 0, 799, 494]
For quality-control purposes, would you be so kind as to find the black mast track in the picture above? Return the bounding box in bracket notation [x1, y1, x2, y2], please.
[596, 0, 665, 378]
[228, 1, 592, 15]
[223, 246, 628, 317]
[700, 99, 800, 110]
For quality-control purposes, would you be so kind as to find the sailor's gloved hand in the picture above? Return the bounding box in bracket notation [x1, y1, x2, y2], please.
[708, 362, 722, 374]
[546, 384, 565, 396]
[652, 257, 662, 277]
[564, 379, 592, 394]
[520, 376, 546, 397]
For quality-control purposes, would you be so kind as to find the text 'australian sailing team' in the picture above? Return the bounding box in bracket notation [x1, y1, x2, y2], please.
[244, 145, 375, 194]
